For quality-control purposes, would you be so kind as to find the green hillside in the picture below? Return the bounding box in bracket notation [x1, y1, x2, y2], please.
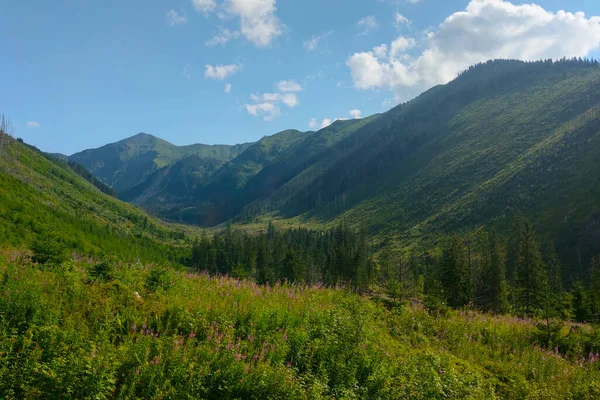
[0, 134, 196, 263]
[2, 252, 600, 399]
[69, 133, 251, 193]
[63, 59, 600, 275]
[122, 129, 309, 225]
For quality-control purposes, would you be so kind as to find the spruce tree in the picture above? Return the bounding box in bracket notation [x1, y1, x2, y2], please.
[473, 232, 509, 314]
[441, 234, 471, 308]
[513, 221, 545, 316]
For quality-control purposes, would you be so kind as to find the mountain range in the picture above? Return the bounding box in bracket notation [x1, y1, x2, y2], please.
[66, 59, 600, 274]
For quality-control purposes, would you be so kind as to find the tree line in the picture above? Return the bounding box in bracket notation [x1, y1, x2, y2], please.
[188, 220, 600, 327]
[188, 223, 374, 292]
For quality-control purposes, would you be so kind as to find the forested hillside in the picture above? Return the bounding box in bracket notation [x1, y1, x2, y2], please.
[73, 59, 600, 280]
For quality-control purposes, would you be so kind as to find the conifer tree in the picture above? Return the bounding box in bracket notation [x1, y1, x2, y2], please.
[441, 234, 471, 308]
[477, 233, 509, 314]
[589, 256, 600, 329]
[513, 221, 545, 316]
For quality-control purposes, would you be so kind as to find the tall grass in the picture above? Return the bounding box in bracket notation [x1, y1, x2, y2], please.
[0, 248, 598, 399]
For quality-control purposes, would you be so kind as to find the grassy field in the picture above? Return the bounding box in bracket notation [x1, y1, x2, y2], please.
[1, 249, 598, 399]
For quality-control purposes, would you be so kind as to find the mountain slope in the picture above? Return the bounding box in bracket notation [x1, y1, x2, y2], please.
[122, 129, 309, 225]
[69, 132, 251, 192]
[69, 59, 600, 273]
[0, 133, 196, 262]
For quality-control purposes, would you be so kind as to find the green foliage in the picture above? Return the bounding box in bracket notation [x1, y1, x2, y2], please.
[90, 261, 115, 282]
[514, 221, 546, 315]
[30, 234, 67, 266]
[0, 135, 194, 266]
[189, 223, 374, 292]
[145, 266, 175, 292]
[440, 234, 472, 308]
[2, 254, 600, 399]
[70, 132, 251, 193]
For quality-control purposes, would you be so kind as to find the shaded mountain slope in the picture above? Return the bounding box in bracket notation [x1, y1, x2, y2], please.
[70, 132, 251, 192]
[122, 129, 309, 224]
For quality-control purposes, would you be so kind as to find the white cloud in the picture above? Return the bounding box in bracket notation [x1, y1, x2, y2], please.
[245, 102, 281, 121]
[277, 80, 303, 92]
[245, 79, 301, 120]
[373, 44, 388, 59]
[394, 13, 411, 27]
[205, 28, 241, 46]
[349, 109, 362, 119]
[204, 64, 240, 80]
[26, 121, 40, 129]
[225, 0, 282, 47]
[358, 15, 379, 35]
[183, 63, 192, 80]
[320, 118, 333, 129]
[390, 36, 416, 59]
[314, 109, 362, 129]
[281, 93, 298, 108]
[166, 9, 188, 26]
[192, 0, 217, 13]
[348, 0, 600, 103]
[303, 31, 332, 52]
[225, 83, 232, 93]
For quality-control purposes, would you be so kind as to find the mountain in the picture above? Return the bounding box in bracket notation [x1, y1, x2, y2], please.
[71, 59, 600, 274]
[0, 133, 196, 263]
[121, 128, 309, 225]
[69, 132, 252, 193]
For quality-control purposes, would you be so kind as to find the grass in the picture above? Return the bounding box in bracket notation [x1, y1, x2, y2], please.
[1, 249, 599, 399]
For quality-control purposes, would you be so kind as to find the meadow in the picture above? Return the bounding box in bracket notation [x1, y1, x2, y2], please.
[1, 248, 599, 399]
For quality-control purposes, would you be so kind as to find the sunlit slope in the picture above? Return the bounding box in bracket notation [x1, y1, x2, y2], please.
[0, 137, 194, 261]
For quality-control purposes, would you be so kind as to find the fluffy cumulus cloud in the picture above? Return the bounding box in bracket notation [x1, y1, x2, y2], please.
[349, 109, 362, 119]
[26, 121, 40, 129]
[246, 102, 281, 121]
[166, 9, 188, 26]
[192, 0, 282, 47]
[348, 0, 600, 102]
[310, 110, 362, 130]
[204, 64, 240, 80]
[225, 0, 282, 47]
[245, 80, 301, 120]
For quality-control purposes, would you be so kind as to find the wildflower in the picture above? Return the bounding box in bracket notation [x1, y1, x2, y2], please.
[189, 332, 196, 339]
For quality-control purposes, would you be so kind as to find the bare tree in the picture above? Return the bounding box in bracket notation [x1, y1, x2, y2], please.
[0, 114, 14, 170]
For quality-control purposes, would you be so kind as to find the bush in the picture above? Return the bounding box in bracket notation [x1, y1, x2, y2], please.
[145, 266, 175, 292]
[90, 261, 114, 282]
[30, 235, 67, 266]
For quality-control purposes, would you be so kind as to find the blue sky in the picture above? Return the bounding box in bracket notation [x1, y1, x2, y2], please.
[2, 0, 600, 154]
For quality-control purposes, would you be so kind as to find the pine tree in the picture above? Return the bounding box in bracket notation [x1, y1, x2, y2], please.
[441, 234, 471, 308]
[513, 221, 545, 316]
